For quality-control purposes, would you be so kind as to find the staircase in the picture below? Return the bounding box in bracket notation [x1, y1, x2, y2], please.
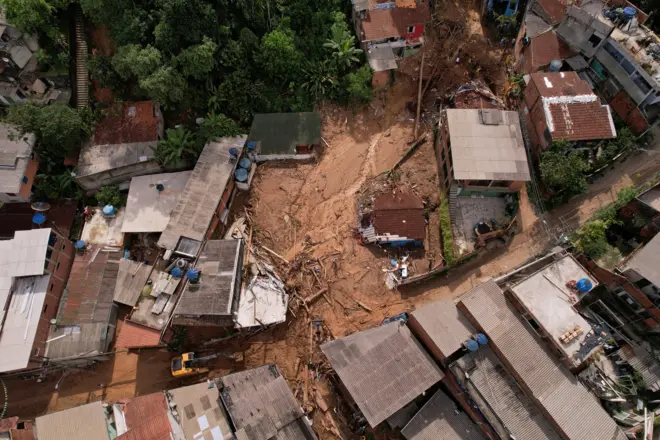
[449, 185, 460, 230]
[73, 5, 88, 109]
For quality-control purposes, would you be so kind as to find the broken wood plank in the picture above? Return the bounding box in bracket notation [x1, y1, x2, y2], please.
[413, 52, 425, 140]
[260, 245, 290, 264]
[304, 287, 329, 305]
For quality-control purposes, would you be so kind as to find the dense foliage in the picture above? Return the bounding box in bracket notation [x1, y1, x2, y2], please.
[439, 197, 456, 265]
[539, 139, 590, 206]
[96, 185, 124, 207]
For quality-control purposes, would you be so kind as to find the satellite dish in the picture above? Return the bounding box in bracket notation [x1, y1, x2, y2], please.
[31, 201, 51, 212]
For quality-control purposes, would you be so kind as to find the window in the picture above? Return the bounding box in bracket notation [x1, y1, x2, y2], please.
[635, 278, 652, 289]
[604, 42, 624, 63]
[56, 262, 60, 270]
[621, 59, 636, 75]
[408, 26, 415, 33]
[619, 291, 643, 311]
[589, 34, 602, 47]
[43, 304, 48, 313]
[441, 149, 446, 163]
[632, 72, 652, 95]
[49, 283, 54, 292]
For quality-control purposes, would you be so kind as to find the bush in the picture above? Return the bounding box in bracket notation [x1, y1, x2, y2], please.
[439, 197, 456, 265]
[345, 65, 372, 102]
[96, 185, 124, 207]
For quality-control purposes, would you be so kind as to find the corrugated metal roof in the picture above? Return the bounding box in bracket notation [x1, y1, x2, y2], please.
[410, 300, 475, 360]
[247, 113, 321, 157]
[0, 228, 51, 277]
[220, 364, 317, 440]
[113, 259, 153, 306]
[320, 321, 443, 427]
[401, 389, 485, 440]
[157, 136, 246, 250]
[445, 109, 530, 182]
[618, 344, 660, 392]
[624, 234, 660, 289]
[45, 322, 110, 360]
[459, 280, 627, 440]
[175, 239, 243, 317]
[35, 401, 109, 440]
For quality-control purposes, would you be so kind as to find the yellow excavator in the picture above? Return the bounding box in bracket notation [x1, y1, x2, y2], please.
[170, 352, 235, 377]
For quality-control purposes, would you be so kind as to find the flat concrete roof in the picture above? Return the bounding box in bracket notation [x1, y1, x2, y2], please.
[509, 255, 598, 364]
[122, 171, 192, 233]
[81, 208, 125, 247]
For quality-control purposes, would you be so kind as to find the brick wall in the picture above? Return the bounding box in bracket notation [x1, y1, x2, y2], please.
[609, 90, 650, 135]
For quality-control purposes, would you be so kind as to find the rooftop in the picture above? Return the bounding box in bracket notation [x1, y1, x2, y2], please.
[508, 254, 600, 365]
[533, 0, 567, 25]
[157, 136, 246, 251]
[35, 401, 109, 440]
[116, 392, 172, 440]
[409, 299, 475, 361]
[93, 101, 160, 146]
[174, 239, 243, 320]
[0, 123, 35, 194]
[359, 3, 431, 41]
[445, 109, 531, 182]
[121, 171, 192, 233]
[637, 182, 660, 212]
[247, 113, 321, 157]
[372, 191, 425, 241]
[618, 344, 660, 392]
[528, 72, 617, 141]
[0, 200, 78, 239]
[45, 323, 112, 360]
[320, 321, 444, 427]
[0, 228, 51, 277]
[220, 364, 317, 440]
[623, 233, 660, 288]
[114, 320, 162, 349]
[366, 46, 398, 72]
[458, 279, 627, 440]
[168, 381, 233, 440]
[524, 30, 576, 73]
[127, 268, 181, 331]
[76, 142, 157, 178]
[113, 259, 153, 307]
[401, 389, 485, 440]
[80, 207, 125, 247]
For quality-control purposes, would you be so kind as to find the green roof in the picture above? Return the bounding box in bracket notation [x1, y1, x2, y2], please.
[247, 112, 321, 156]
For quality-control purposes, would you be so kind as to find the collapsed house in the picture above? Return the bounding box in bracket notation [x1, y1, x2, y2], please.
[358, 190, 426, 246]
[0, 124, 37, 204]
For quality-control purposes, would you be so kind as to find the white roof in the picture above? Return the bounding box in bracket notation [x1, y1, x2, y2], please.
[0, 275, 49, 372]
[0, 123, 36, 194]
[80, 208, 125, 246]
[121, 171, 192, 233]
[236, 271, 289, 328]
[0, 228, 51, 277]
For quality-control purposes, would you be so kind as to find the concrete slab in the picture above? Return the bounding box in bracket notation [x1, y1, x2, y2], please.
[81, 208, 125, 246]
[452, 196, 507, 254]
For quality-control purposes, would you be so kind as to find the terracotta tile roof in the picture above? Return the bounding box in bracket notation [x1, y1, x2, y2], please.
[0, 200, 77, 239]
[115, 320, 162, 349]
[361, 3, 430, 41]
[372, 191, 425, 240]
[535, 0, 566, 24]
[529, 71, 592, 98]
[524, 31, 576, 73]
[117, 393, 172, 440]
[59, 246, 120, 325]
[93, 101, 160, 146]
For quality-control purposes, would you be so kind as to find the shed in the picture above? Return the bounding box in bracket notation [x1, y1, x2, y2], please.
[359, 191, 426, 245]
[247, 113, 321, 162]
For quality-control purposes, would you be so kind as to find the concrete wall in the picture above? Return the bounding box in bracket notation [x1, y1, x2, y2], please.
[594, 43, 650, 105]
[435, 112, 454, 194]
[77, 160, 164, 192]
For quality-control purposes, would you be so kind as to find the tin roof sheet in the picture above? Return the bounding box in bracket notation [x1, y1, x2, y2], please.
[410, 300, 475, 360]
[35, 401, 109, 440]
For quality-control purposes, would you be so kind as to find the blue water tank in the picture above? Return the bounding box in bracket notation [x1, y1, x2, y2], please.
[229, 147, 239, 158]
[549, 59, 562, 72]
[32, 212, 46, 225]
[576, 278, 593, 293]
[465, 339, 479, 352]
[476, 333, 489, 346]
[239, 158, 252, 169]
[623, 6, 637, 19]
[103, 205, 115, 216]
[171, 267, 183, 278]
[247, 141, 256, 150]
[186, 268, 200, 282]
[75, 240, 86, 250]
[234, 168, 249, 182]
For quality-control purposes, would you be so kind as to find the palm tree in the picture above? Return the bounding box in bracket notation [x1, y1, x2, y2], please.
[155, 126, 198, 167]
[301, 61, 338, 101]
[324, 23, 363, 69]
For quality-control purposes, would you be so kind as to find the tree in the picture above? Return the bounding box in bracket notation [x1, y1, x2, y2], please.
[345, 65, 373, 101]
[324, 20, 362, 70]
[301, 60, 338, 101]
[175, 37, 217, 80]
[572, 219, 611, 258]
[112, 44, 162, 79]
[258, 27, 304, 82]
[0, 0, 63, 33]
[96, 185, 124, 207]
[155, 126, 199, 167]
[33, 170, 81, 201]
[539, 140, 589, 203]
[198, 112, 244, 144]
[139, 67, 188, 107]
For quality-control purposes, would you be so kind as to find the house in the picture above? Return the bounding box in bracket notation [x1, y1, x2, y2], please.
[166, 382, 234, 440]
[157, 136, 247, 254]
[172, 239, 244, 327]
[456, 279, 627, 440]
[518, 30, 577, 73]
[34, 401, 110, 440]
[436, 108, 530, 195]
[320, 320, 444, 428]
[246, 113, 321, 162]
[75, 101, 165, 192]
[400, 389, 485, 440]
[522, 71, 616, 155]
[219, 364, 318, 439]
[351, 0, 431, 84]
[0, 228, 75, 373]
[0, 124, 37, 204]
[358, 190, 426, 246]
[121, 171, 192, 234]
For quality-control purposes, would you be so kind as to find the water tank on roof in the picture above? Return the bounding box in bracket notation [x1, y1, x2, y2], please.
[75, 240, 86, 250]
[476, 333, 489, 346]
[623, 6, 637, 19]
[171, 267, 183, 278]
[229, 148, 239, 158]
[234, 168, 248, 182]
[32, 212, 46, 225]
[576, 278, 593, 293]
[549, 60, 562, 72]
[247, 141, 256, 150]
[186, 268, 200, 282]
[239, 158, 251, 169]
[465, 339, 479, 352]
[102, 205, 115, 216]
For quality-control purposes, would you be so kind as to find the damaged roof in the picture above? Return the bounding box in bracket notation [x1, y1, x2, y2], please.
[321, 321, 443, 427]
[528, 72, 617, 141]
[247, 113, 321, 157]
[372, 191, 426, 241]
[458, 280, 627, 440]
[220, 364, 318, 440]
[93, 101, 160, 146]
[0, 123, 35, 195]
[445, 109, 531, 182]
[113, 259, 153, 307]
[524, 30, 576, 73]
[401, 389, 485, 440]
[360, 3, 430, 41]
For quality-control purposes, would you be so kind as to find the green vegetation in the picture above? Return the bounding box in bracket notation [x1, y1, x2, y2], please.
[95, 185, 124, 207]
[539, 140, 590, 207]
[154, 126, 199, 167]
[439, 197, 456, 265]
